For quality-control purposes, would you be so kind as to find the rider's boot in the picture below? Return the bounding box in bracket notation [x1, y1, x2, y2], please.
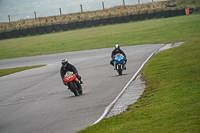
[124, 65, 126, 70]
[79, 80, 83, 84]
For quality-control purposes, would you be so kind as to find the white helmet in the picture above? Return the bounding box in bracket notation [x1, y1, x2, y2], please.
[115, 44, 120, 52]
[61, 59, 68, 67]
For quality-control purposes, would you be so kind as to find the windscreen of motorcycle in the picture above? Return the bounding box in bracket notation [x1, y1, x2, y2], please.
[66, 71, 73, 77]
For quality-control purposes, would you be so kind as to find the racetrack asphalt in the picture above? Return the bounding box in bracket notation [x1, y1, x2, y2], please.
[0, 43, 182, 133]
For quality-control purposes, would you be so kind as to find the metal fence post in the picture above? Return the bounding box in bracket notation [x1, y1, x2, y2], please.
[8, 15, 10, 22]
[138, 0, 140, 4]
[34, 12, 37, 18]
[80, 4, 83, 12]
[123, 0, 125, 6]
[102, 2, 104, 10]
[59, 8, 62, 15]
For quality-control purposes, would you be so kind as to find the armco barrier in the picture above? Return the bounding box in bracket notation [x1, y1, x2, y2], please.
[12, 30, 21, 38]
[77, 21, 85, 29]
[147, 13, 155, 20]
[37, 26, 45, 34]
[0, 8, 194, 40]
[61, 23, 69, 31]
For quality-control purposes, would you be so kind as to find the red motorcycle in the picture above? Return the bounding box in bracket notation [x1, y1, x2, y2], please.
[64, 71, 83, 96]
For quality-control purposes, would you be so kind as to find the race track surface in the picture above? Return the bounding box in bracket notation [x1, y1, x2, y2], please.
[0, 44, 164, 133]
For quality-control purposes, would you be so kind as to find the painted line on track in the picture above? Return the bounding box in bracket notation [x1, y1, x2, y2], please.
[92, 49, 158, 125]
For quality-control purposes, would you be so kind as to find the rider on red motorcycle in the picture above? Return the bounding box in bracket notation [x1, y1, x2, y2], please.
[60, 59, 83, 85]
[110, 44, 127, 69]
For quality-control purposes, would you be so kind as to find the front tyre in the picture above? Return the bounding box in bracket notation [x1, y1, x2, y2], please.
[118, 69, 122, 75]
[69, 83, 79, 96]
[117, 64, 122, 75]
[77, 83, 83, 95]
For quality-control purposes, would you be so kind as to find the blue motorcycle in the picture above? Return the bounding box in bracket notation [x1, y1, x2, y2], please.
[114, 53, 125, 75]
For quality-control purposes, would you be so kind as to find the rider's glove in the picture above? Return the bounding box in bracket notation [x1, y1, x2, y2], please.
[75, 73, 78, 77]
[63, 81, 67, 85]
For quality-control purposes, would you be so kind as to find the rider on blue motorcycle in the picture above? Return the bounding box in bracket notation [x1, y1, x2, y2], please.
[110, 44, 127, 69]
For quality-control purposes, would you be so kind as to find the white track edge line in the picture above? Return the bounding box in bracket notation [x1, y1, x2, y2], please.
[92, 49, 158, 125]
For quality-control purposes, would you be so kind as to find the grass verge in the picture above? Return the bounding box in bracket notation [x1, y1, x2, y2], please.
[77, 23, 200, 133]
[0, 65, 46, 77]
[0, 13, 200, 59]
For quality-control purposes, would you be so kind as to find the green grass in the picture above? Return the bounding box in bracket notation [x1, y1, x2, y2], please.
[0, 65, 45, 77]
[77, 15, 200, 132]
[0, 13, 200, 59]
[0, 13, 199, 132]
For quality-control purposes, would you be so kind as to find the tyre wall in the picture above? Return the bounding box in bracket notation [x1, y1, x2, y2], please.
[139, 13, 147, 21]
[0, 8, 196, 40]
[69, 22, 77, 30]
[101, 18, 109, 25]
[53, 24, 61, 32]
[37, 26, 45, 34]
[147, 13, 155, 20]
[163, 10, 171, 18]
[109, 17, 116, 24]
[85, 20, 93, 27]
[77, 21, 85, 29]
[61, 24, 69, 31]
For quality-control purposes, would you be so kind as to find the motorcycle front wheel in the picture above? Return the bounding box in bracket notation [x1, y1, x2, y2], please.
[117, 65, 122, 75]
[118, 69, 122, 75]
[77, 83, 83, 95]
[69, 83, 79, 96]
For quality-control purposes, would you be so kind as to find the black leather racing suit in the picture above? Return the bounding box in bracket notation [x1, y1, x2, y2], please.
[60, 63, 81, 82]
[110, 49, 127, 66]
